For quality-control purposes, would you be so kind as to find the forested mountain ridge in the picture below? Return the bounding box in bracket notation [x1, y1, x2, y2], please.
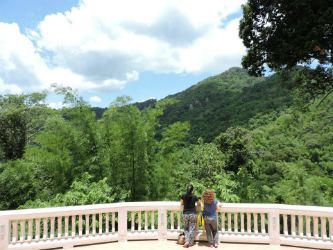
[93, 67, 294, 143]
[158, 67, 294, 142]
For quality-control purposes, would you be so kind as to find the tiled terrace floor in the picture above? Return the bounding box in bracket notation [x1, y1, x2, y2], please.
[69, 240, 317, 250]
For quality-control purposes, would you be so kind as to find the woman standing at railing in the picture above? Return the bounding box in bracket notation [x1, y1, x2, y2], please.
[180, 184, 201, 248]
[201, 189, 221, 248]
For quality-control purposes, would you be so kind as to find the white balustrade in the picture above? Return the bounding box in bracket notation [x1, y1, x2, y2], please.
[1, 202, 333, 250]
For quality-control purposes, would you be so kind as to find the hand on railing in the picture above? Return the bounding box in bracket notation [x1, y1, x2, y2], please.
[216, 202, 223, 211]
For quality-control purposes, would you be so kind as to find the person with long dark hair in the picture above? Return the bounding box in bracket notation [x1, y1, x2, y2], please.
[180, 184, 201, 248]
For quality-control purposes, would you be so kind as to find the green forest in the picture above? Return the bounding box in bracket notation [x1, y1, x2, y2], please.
[1, 67, 333, 211]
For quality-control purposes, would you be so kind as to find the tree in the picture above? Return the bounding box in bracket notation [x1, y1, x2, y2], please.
[0, 93, 49, 161]
[100, 96, 174, 201]
[239, 0, 333, 106]
[19, 172, 118, 208]
[216, 127, 251, 173]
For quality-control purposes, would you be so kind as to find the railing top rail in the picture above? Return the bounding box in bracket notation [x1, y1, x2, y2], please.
[1, 201, 333, 218]
[0, 201, 179, 217]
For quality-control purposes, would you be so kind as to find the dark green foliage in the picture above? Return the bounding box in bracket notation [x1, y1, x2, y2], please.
[159, 67, 293, 143]
[91, 107, 108, 120]
[0, 160, 38, 210]
[247, 97, 333, 205]
[239, 0, 333, 106]
[216, 127, 251, 173]
[0, 93, 49, 161]
[132, 99, 157, 111]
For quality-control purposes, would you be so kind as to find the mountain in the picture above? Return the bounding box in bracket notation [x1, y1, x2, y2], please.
[91, 67, 295, 143]
[158, 67, 294, 143]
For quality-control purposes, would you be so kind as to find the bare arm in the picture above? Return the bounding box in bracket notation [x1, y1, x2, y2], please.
[216, 202, 222, 211]
[180, 199, 184, 205]
[196, 200, 201, 206]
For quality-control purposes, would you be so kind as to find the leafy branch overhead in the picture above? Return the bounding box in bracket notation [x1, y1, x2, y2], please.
[239, 0, 333, 107]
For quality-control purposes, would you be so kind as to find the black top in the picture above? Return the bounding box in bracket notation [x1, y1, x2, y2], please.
[181, 193, 199, 214]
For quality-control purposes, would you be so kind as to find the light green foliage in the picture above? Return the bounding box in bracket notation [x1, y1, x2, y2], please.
[2, 69, 333, 211]
[100, 96, 159, 201]
[176, 139, 240, 203]
[20, 173, 117, 208]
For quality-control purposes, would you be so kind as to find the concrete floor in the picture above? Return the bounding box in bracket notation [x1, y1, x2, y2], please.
[71, 240, 317, 250]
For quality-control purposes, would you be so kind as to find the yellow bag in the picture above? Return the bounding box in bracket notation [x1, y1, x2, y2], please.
[198, 202, 205, 226]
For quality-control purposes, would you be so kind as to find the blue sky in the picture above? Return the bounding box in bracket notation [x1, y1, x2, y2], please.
[0, 0, 246, 108]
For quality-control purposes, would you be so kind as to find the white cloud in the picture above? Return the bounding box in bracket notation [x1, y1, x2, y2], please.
[89, 96, 102, 103]
[48, 102, 68, 109]
[139, 97, 156, 102]
[0, 0, 247, 94]
[0, 77, 22, 94]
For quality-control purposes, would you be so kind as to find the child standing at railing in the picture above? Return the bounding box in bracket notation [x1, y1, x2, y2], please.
[201, 189, 222, 248]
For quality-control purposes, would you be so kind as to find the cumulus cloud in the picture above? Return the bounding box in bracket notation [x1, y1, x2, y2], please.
[0, 0, 247, 94]
[89, 96, 102, 103]
[48, 102, 68, 109]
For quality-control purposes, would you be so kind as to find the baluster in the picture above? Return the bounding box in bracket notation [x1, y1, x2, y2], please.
[99, 213, 103, 235]
[306, 216, 311, 240]
[92, 214, 96, 236]
[283, 214, 288, 237]
[28, 219, 33, 243]
[131, 212, 135, 233]
[329, 218, 333, 242]
[247, 213, 251, 235]
[79, 215, 82, 238]
[241, 213, 244, 235]
[65, 216, 69, 239]
[58, 217, 62, 240]
[177, 211, 180, 233]
[298, 215, 304, 239]
[221, 212, 225, 234]
[12, 221, 18, 245]
[72, 216, 76, 238]
[138, 211, 142, 233]
[43, 218, 48, 241]
[85, 214, 90, 237]
[50, 217, 55, 241]
[112, 212, 115, 234]
[19, 220, 25, 244]
[254, 213, 258, 236]
[228, 213, 232, 234]
[291, 215, 296, 238]
[145, 211, 148, 232]
[321, 217, 327, 241]
[260, 213, 266, 236]
[171, 211, 174, 232]
[105, 213, 109, 235]
[152, 211, 155, 232]
[234, 213, 238, 235]
[313, 216, 318, 240]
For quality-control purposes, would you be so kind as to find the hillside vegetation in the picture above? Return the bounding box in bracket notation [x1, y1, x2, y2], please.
[159, 67, 294, 142]
[0, 67, 332, 211]
[94, 67, 295, 143]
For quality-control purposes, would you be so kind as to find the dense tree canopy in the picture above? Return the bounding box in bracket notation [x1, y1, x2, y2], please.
[239, 0, 333, 106]
[1, 68, 333, 212]
[0, 93, 50, 161]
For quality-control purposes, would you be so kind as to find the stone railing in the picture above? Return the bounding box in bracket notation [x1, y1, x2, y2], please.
[0, 202, 333, 249]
